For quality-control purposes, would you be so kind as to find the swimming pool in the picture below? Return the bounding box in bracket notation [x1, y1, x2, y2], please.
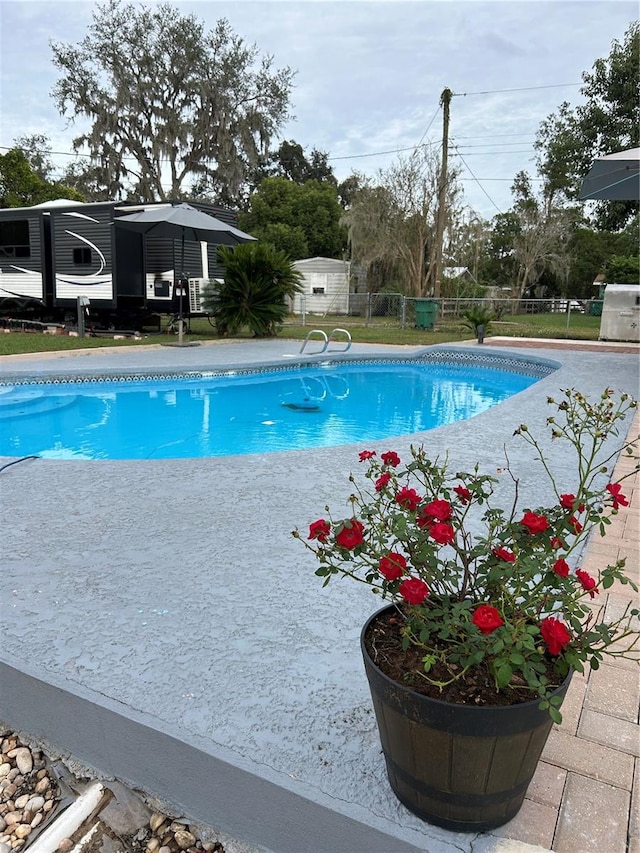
[0, 351, 557, 460]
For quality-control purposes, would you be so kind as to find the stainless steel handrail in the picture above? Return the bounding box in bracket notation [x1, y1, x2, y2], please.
[299, 329, 328, 354]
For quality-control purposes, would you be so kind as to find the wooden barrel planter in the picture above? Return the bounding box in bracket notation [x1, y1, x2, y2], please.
[361, 604, 572, 832]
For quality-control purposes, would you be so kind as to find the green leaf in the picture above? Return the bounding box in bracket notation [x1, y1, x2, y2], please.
[549, 706, 563, 725]
[496, 663, 513, 687]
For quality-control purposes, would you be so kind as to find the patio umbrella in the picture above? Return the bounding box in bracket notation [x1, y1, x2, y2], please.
[116, 203, 256, 344]
[578, 148, 640, 201]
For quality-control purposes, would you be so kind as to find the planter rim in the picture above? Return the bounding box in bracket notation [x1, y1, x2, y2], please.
[360, 601, 571, 718]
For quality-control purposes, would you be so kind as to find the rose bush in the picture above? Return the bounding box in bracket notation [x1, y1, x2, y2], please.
[294, 389, 640, 721]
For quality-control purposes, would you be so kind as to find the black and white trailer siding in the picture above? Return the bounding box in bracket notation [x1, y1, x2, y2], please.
[0, 204, 48, 305]
[0, 199, 235, 324]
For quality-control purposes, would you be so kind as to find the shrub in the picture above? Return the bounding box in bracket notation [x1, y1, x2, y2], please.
[202, 243, 303, 337]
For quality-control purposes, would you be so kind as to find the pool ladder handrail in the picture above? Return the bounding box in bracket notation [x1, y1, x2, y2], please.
[298, 372, 350, 402]
[299, 328, 352, 355]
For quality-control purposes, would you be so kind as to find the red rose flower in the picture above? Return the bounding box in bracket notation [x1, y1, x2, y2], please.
[472, 604, 504, 635]
[552, 558, 570, 577]
[359, 450, 376, 461]
[335, 520, 364, 550]
[308, 519, 331, 542]
[395, 486, 422, 511]
[379, 552, 407, 581]
[520, 511, 549, 534]
[568, 515, 583, 534]
[606, 483, 629, 510]
[454, 485, 472, 504]
[493, 546, 516, 563]
[576, 568, 599, 598]
[375, 472, 392, 492]
[560, 493, 585, 513]
[423, 499, 452, 521]
[429, 522, 455, 545]
[550, 536, 566, 550]
[381, 450, 401, 467]
[560, 493, 576, 510]
[540, 616, 571, 655]
[399, 577, 430, 605]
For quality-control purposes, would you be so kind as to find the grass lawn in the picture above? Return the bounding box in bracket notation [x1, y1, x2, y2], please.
[0, 312, 602, 357]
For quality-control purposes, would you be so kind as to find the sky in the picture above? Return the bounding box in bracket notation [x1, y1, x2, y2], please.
[0, 0, 637, 219]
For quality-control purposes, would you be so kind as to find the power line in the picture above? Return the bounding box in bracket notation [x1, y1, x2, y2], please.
[416, 106, 441, 148]
[0, 144, 85, 158]
[454, 132, 538, 140]
[452, 140, 536, 149]
[458, 176, 544, 182]
[452, 149, 534, 156]
[452, 82, 580, 97]
[452, 145, 503, 215]
[327, 140, 439, 162]
[0, 135, 534, 167]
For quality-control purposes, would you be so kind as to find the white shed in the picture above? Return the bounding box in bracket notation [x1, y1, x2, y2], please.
[291, 257, 351, 314]
[599, 283, 640, 343]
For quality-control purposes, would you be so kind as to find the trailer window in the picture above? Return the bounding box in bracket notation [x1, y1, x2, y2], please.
[73, 247, 92, 265]
[312, 287, 325, 295]
[0, 220, 30, 258]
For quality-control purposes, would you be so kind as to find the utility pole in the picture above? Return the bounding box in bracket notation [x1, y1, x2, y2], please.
[429, 87, 452, 298]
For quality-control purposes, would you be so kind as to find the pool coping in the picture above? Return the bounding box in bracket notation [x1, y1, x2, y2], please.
[0, 344, 560, 387]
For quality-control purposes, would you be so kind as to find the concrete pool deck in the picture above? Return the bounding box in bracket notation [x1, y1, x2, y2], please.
[0, 337, 638, 853]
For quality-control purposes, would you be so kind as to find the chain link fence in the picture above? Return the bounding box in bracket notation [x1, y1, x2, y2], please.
[286, 294, 591, 328]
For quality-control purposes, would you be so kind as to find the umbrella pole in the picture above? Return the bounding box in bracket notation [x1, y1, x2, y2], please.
[178, 231, 185, 345]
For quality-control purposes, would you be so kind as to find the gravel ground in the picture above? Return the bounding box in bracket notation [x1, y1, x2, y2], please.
[0, 728, 230, 853]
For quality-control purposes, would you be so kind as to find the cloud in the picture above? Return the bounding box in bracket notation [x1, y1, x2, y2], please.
[1, 0, 637, 218]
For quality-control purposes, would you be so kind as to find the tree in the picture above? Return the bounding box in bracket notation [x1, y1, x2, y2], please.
[50, 0, 294, 205]
[337, 173, 364, 210]
[340, 182, 401, 290]
[201, 242, 303, 337]
[604, 253, 639, 283]
[563, 223, 640, 296]
[13, 134, 55, 181]
[343, 148, 461, 297]
[58, 159, 114, 202]
[251, 222, 309, 260]
[0, 148, 83, 208]
[507, 172, 575, 299]
[265, 140, 337, 186]
[563, 227, 614, 297]
[442, 210, 489, 293]
[535, 21, 639, 230]
[215, 138, 338, 209]
[239, 177, 347, 259]
[479, 212, 521, 291]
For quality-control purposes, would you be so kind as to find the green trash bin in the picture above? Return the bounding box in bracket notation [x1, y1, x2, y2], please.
[589, 299, 604, 317]
[415, 299, 439, 330]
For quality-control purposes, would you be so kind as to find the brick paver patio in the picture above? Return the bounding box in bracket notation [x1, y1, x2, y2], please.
[493, 409, 640, 853]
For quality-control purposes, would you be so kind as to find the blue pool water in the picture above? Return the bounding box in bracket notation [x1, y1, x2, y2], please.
[0, 361, 539, 460]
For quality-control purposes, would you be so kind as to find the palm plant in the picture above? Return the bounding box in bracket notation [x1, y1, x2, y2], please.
[202, 243, 303, 337]
[461, 305, 496, 341]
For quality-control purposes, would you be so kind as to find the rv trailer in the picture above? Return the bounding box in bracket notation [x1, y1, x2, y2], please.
[0, 199, 236, 328]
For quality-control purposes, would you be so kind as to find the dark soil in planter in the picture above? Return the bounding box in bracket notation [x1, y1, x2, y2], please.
[364, 606, 563, 708]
